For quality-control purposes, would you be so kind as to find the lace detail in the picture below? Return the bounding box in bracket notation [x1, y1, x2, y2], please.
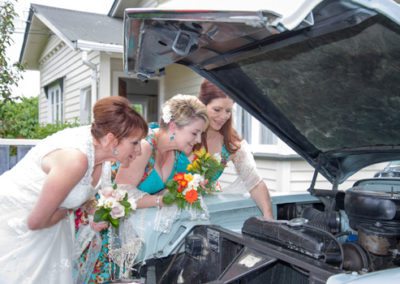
[117, 184, 149, 204]
[229, 140, 263, 192]
[154, 205, 180, 233]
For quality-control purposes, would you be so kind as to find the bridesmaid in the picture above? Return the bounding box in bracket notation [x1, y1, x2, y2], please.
[197, 79, 274, 219]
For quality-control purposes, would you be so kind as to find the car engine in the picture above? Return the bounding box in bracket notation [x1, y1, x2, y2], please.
[147, 178, 400, 283]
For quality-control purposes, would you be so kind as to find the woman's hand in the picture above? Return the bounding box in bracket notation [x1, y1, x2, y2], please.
[155, 194, 164, 209]
[89, 218, 109, 232]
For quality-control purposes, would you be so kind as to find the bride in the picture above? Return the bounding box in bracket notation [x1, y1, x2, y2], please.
[0, 96, 148, 283]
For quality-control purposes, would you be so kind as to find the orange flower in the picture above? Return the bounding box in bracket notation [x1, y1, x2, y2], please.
[179, 179, 188, 188]
[185, 189, 198, 204]
[174, 173, 185, 181]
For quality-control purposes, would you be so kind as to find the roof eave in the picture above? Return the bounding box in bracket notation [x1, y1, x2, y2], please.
[75, 40, 123, 53]
[19, 7, 34, 68]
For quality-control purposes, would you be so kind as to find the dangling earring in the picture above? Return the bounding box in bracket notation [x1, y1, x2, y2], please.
[112, 148, 119, 156]
[169, 133, 175, 141]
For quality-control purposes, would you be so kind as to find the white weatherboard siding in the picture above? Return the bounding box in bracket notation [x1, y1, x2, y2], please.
[38, 38, 101, 123]
[219, 159, 386, 193]
[163, 64, 204, 100]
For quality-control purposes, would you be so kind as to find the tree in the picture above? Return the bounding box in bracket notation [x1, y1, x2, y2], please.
[0, 96, 38, 138]
[0, 0, 24, 105]
[0, 96, 79, 139]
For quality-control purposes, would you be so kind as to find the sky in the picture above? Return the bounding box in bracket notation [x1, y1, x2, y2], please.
[7, 0, 114, 98]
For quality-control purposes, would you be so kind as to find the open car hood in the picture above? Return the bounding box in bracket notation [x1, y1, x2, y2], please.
[124, 0, 400, 185]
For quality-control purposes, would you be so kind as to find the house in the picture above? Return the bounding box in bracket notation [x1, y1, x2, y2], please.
[18, 0, 384, 192]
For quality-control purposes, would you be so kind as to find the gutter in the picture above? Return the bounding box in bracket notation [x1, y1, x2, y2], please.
[75, 40, 123, 53]
[81, 51, 98, 114]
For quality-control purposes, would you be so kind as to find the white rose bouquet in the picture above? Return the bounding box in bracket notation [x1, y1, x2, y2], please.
[93, 184, 136, 228]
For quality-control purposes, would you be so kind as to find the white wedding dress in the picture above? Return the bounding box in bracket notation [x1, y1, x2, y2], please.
[0, 126, 101, 284]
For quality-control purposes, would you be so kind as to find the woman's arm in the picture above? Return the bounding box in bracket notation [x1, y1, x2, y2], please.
[231, 140, 274, 219]
[115, 140, 162, 209]
[27, 149, 88, 230]
[249, 181, 274, 219]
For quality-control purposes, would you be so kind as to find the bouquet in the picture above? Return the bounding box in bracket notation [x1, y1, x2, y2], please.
[162, 147, 225, 210]
[93, 184, 136, 228]
[187, 147, 225, 194]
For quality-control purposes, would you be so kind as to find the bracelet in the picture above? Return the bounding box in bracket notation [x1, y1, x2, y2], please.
[155, 196, 161, 209]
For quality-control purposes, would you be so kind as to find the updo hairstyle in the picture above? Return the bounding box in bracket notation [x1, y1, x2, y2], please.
[91, 96, 148, 142]
[159, 94, 208, 129]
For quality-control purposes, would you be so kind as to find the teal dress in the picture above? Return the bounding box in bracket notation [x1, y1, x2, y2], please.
[136, 129, 190, 194]
[76, 128, 190, 283]
[212, 144, 230, 181]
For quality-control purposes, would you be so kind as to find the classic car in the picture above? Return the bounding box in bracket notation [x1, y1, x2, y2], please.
[121, 0, 400, 283]
[374, 161, 400, 177]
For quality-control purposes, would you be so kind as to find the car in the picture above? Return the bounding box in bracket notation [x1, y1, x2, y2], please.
[374, 161, 400, 177]
[122, 0, 400, 283]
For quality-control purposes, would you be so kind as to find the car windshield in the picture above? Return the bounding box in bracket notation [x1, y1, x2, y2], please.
[212, 15, 400, 152]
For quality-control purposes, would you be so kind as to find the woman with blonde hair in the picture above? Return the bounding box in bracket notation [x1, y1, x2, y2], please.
[116, 94, 208, 205]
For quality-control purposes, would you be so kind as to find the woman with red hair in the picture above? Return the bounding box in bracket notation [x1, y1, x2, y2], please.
[198, 79, 274, 219]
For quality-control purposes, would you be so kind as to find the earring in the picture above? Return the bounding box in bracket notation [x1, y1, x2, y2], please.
[112, 148, 119, 156]
[169, 133, 175, 141]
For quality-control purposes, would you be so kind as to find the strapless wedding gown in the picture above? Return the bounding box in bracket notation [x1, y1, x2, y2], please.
[0, 126, 102, 284]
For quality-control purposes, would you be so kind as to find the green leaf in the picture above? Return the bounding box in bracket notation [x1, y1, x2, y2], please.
[162, 192, 176, 205]
[120, 200, 131, 208]
[109, 217, 119, 228]
[93, 208, 110, 222]
[176, 198, 185, 209]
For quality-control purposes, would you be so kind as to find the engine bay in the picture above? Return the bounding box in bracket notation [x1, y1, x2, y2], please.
[133, 178, 400, 283]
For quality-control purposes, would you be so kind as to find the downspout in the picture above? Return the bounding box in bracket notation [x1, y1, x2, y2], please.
[81, 51, 98, 114]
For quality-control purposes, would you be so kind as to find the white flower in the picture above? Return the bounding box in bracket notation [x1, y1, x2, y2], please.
[103, 197, 117, 209]
[97, 195, 106, 207]
[213, 153, 222, 163]
[187, 173, 204, 190]
[162, 105, 172, 124]
[110, 203, 125, 219]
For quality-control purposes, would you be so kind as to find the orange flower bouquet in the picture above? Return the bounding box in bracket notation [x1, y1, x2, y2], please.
[162, 172, 204, 210]
[162, 148, 225, 210]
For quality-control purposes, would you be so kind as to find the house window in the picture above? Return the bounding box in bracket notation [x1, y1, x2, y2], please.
[80, 87, 92, 125]
[234, 105, 277, 145]
[260, 124, 278, 144]
[47, 81, 63, 123]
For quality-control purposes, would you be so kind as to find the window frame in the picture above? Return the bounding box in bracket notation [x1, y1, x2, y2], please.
[46, 80, 63, 124]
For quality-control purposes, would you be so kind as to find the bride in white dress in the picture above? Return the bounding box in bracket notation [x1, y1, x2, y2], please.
[0, 96, 148, 284]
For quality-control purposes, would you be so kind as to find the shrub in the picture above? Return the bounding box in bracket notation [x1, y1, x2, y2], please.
[0, 96, 79, 139]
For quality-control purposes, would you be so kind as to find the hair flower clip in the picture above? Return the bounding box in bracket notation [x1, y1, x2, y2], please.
[162, 105, 172, 124]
